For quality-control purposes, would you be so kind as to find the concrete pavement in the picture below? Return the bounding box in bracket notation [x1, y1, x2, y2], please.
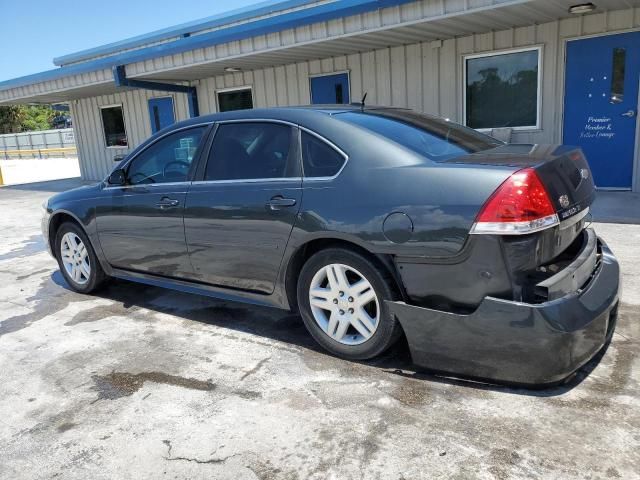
[0, 179, 638, 480]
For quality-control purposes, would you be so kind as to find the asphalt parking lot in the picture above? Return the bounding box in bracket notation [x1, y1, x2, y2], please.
[1, 179, 638, 480]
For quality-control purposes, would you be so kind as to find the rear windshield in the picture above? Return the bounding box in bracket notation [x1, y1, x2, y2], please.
[337, 109, 501, 162]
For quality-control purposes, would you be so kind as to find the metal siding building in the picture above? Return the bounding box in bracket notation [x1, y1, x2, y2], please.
[1, 0, 639, 189]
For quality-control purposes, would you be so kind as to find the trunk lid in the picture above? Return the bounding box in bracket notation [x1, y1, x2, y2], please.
[445, 144, 596, 221]
[445, 144, 598, 300]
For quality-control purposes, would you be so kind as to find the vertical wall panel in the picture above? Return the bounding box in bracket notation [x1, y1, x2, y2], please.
[539, 21, 559, 144]
[347, 53, 362, 104]
[263, 68, 278, 107]
[422, 41, 439, 115]
[494, 29, 514, 50]
[439, 39, 457, 121]
[297, 62, 311, 105]
[360, 50, 377, 105]
[274, 66, 288, 105]
[406, 43, 422, 112]
[253, 69, 268, 108]
[334, 55, 347, 72]
[375, 48, 391, 106]
[390, 45, 407, 107]
[285, 64, 300, 104]
[320, 57, 334, 73]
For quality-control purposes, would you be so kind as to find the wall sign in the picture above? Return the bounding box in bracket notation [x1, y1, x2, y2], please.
[579, 116, 615, 140]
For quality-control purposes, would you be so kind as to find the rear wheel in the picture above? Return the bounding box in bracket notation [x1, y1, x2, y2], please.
[55, 222, 105, 294]
[297, 248, 402, 360]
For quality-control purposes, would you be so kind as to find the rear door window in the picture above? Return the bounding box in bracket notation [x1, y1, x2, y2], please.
[204, 122, 296, 181]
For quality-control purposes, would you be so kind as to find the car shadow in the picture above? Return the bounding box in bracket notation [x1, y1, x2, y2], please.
[58, 274, 608, 397]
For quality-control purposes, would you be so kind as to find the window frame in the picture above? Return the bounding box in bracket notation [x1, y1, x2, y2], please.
[462, 46, 543, 132]
[105, 123, 212, 188]
[99, 104, 129, 149]
[216, 86, 254, 113]
[299, 126, 349, 181]
[308, 70, 351, 105]
[197, 119, 302, 184]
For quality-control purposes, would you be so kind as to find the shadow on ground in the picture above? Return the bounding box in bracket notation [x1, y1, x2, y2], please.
[54, 273, 610, 399]
[1, 177, 90, 193]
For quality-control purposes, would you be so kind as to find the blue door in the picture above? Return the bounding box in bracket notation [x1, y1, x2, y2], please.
[310, 73, 350, 104]
[563, 32, 640, 189]
[148, 97, 176, 134]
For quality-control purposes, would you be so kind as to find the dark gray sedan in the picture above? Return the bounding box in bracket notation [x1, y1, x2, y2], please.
[42, 106, 620, 386]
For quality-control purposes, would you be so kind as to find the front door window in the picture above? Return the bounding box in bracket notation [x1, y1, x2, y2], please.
[126, 127, 206, 185]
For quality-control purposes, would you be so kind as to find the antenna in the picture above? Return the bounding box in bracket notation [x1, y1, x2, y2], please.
[360, 92, 368, 111]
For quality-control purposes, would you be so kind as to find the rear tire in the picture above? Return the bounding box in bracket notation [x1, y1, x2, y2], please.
[55, 222, 106, 294]
[297, 247, 402, 360]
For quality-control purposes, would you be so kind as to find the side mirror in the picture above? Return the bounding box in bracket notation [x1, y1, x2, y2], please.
[113, 154, 126, 163]
[107, 169, 126, 186]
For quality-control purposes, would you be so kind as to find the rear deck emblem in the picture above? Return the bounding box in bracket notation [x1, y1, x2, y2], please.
[580, 168, 590, 180]
[559, 194, 570, 208]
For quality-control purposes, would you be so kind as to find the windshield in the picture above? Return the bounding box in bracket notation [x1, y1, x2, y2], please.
[337, 109, 501, 162]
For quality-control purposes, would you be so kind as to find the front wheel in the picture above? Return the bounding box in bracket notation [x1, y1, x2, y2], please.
[55, 222, 106, 294]
[297, 248, 402, 360]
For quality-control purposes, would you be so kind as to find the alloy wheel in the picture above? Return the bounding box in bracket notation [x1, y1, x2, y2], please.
[308, 263, 380, 345]
[60, 232, 91, 285]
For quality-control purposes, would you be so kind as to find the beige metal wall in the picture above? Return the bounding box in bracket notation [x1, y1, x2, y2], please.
[73, 7, 640, 181]
[71, 89, 191, 180]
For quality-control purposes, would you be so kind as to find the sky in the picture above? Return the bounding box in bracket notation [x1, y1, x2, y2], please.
[0, 0, 265, 81]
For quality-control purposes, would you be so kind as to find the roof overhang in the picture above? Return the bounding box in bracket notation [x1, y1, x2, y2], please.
[0, 0, 636, 105]
[52, 0, 324, 66]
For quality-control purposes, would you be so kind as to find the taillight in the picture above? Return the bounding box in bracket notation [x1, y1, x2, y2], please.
[470, 168, 559, 235]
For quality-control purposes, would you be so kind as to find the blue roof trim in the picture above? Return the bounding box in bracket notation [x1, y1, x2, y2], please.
[0, 0, 415, 93]
[53, 0, 321, 66]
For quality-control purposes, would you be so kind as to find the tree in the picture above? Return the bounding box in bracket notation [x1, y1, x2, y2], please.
[0, 106, 26, 134]
[0, 104, 57, 133]
[21, 105, 55, 131]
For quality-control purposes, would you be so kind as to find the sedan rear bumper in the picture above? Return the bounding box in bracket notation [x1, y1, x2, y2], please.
[386, 234, 620, 386]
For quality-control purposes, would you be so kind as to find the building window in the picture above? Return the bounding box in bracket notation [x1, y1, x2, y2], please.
[100, 105, 128, 148]
[217, 88, 253, 112]
[464, 48, 541, 130]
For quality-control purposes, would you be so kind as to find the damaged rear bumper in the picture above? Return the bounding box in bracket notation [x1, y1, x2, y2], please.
[386, 231, 620, 386]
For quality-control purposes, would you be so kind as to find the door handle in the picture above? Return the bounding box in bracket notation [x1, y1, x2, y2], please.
[622, 110, 636, 118]
[266, 196, 297, 210]
[156, 197, 180, 209]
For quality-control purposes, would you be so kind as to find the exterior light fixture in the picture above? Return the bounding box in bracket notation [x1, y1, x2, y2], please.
[224, 67, 242, 73]
[568, 3, 596, 14]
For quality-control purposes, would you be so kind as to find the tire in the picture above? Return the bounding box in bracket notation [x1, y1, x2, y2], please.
[297, 247, 402, 360]
[54, 222, 106, 294]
